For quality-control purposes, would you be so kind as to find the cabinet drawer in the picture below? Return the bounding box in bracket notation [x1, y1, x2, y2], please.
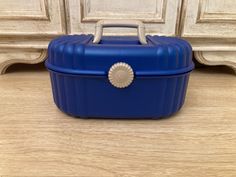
[181, 0, 236, 38]
[0, 0, 66, 36]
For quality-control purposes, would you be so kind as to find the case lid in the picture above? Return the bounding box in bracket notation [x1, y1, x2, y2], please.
[46, 34, 194, 76]
[46, 20, 194, 77]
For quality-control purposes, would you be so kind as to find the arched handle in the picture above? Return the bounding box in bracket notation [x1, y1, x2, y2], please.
[93, 20, 147, 45]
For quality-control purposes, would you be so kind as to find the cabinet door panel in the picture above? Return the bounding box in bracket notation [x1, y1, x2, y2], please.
[181, 0, 236, 38]
[66, 0, 182, 36]
[0, 0, 66, 36]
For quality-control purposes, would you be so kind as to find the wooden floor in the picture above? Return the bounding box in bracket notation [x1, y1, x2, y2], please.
[0, 64, 236, 177]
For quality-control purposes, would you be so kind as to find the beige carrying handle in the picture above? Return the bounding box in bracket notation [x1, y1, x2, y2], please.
[93, 20, 147, 45]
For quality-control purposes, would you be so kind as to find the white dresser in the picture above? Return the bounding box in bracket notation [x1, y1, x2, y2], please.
[0, 0, 236, 74]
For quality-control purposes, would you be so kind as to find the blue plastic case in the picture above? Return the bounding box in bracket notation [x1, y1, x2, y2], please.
[45, 21, 194, 118]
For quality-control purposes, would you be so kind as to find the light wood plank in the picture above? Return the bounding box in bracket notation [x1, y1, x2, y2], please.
[0, 65, 236, 177]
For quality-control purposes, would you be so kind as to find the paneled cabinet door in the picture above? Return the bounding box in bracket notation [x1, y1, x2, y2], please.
[66, 0, 182, 36]
[0, 0, 66, 74]
[0, 0, 66, 36]
[181, 0, 236, 39]
[181, 0, 236, 70]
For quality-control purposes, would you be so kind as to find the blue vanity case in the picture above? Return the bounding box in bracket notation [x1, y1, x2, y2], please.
[45, 20, 194, 118]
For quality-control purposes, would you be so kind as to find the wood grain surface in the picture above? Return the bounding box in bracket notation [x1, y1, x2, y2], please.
[0, 64, 236, 177]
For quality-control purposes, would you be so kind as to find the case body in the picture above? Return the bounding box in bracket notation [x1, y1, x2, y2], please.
[45, 34, 194, 118]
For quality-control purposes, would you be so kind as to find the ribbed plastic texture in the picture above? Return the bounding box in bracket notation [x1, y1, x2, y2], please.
[50, 72, 190, 118]
[46, 35, 194, 118]
[46, 35, 194, 76]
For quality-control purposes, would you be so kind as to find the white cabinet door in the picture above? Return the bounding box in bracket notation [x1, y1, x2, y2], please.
[181, 0, 236, 71]
[0, 0, 66, 36]
[181, 0, 236, 38]
[66, 0, 182, 36]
